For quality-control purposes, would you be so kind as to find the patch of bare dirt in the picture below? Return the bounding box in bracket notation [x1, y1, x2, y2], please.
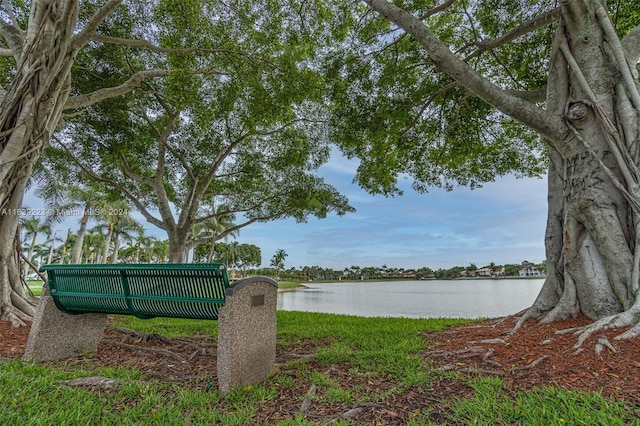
[1, 314, 639, 424]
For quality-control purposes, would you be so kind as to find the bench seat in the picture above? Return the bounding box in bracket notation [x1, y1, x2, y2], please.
[42, 263, 229, 320]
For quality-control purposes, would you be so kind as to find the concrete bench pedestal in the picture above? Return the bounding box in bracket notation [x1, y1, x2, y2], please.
[217, 277, 278, 394]
[23, 287, 107, 362]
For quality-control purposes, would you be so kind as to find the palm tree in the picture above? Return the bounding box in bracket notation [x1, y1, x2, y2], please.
[31, 245, 50, 266]
[110, 218, 144, 264]
[226, 241, 240, 277]
[270, 249, 288, 280]
[190, 205, 238, 263]
[131, 229, 157, 263]
[36, 180, 116, 264]
[90, 200, 140, 263]
[20, 217, 50, 277]
[44, 230, 64, 265]
[58, 229, 74, 264]
[150, 240, 170, 263]
[82, 230, 105, 264]
[489, 262, 497, 277]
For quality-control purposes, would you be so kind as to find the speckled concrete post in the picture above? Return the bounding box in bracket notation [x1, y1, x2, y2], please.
[217, 276, 278, 394]
[23, 287, 107, 362]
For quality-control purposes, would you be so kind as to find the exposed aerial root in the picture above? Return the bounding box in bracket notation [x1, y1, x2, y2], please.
[594, 337, 617, 355]
[511, 307, 545, 334]
[555, 309, 640, 350]
[101, 339, 190, 364]
[614, 321, 640, 339]
[0, 310, 29, 327]
[511, 301, 575, 335]
[1, 295, 35, 327]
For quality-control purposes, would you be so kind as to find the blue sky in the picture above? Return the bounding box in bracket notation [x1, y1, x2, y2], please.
[25, 152, 548, 271]
[235, 153, 548, 270]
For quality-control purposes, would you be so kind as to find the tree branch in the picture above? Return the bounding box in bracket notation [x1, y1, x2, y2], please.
[147, 110, 180, 230]
[165, 141, 195, 180]
[118, 153, 154, 187]
[155, 110, 179, 176]
[178, 180, 201, 230]
[195, 119, 305, 204]
[464, 7, 562, 61]
[196, 133, 249, 202]
[188, 218, 261, 247]
[52, 137, 166, 230]
[545, 20, 569, 117]
[65, 66, 228, 110]
[189, 205, 292, 248]
[64, 69, 169, 109]
[72, 0, 122, 49]
[419, 0, 456, 19]
[596, 5, 640, 109]
[2, 0, 22, 30]
[0, 18, 23, 61]
[506, 86, 547, 103]
[399, 81, 457, 137]
[364, 0, 567, 143]
[621, 25, 640, 65]
[365, 0, 456, 57]
[91, 34, 234, 55]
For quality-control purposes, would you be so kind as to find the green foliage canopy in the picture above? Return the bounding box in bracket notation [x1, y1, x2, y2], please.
[44, 0, 354, 247]
[325, 0, 573, 195]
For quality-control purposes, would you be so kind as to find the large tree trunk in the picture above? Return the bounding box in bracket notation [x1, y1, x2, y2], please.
[0, 174, 39, 326]
[0, 1, 80, 325]
[518, 0, 640, 343]
[168, 230, 189, 263]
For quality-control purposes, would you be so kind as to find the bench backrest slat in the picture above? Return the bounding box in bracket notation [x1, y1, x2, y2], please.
[40, 264, 230, 320]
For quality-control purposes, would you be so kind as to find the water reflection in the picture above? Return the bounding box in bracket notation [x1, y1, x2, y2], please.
[277, 279, 544, 319]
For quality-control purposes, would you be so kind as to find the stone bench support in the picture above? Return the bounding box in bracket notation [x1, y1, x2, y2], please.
[23, 287, 107, 362]
[217, 277, 278, 394]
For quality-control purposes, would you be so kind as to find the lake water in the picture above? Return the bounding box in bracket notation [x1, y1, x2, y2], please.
[277, 279, 545, 319]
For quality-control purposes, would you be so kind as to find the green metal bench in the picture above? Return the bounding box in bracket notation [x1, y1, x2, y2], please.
[25, 263, 278, 394]
[40, 263, 230, 320]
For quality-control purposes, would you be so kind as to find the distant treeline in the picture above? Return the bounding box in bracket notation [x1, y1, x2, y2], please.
[247, 261, 547, 281]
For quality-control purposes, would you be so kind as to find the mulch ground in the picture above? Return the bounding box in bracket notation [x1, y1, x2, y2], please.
[2, 314, 640, 424]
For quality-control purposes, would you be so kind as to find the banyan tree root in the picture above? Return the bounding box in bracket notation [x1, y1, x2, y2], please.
[101, 339, 190, 364]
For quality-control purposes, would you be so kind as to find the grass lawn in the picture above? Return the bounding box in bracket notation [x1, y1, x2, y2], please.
[277, 280, 306, 290]
[2, 312, 638, 424]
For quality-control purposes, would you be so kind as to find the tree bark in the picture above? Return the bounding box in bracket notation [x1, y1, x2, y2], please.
[0, 1, 81, 324]
[207, 238, 216, 263]
[0, 173, 39, 326]
[167, 230, 189, 263]
[515, 0, 640, 340]
[1, 0, 166, 323]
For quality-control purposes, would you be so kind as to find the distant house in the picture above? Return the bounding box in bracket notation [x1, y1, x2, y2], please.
[476, 267, 492, 277]
[519, 265, 542, 276]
